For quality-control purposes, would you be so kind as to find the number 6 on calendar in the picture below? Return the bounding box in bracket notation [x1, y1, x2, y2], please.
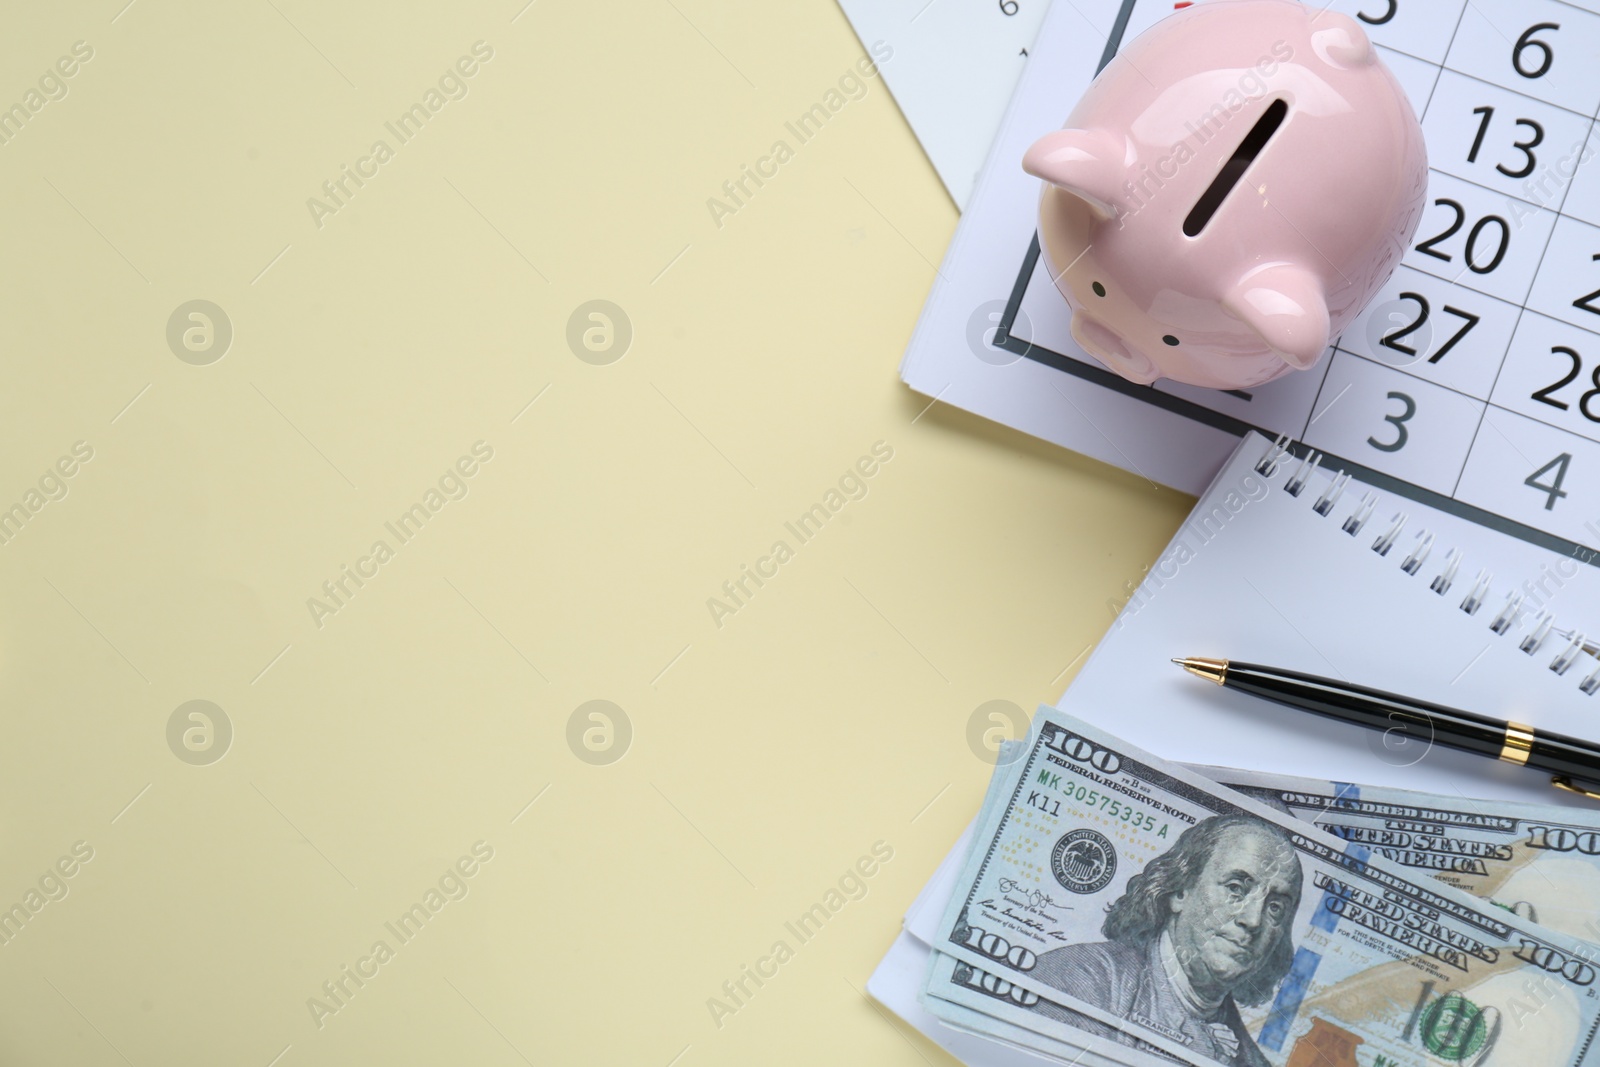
[1512, 23, 1558, 80]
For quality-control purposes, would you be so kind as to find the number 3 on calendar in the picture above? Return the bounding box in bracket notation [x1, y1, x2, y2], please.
[1368, 391, 1416, 453]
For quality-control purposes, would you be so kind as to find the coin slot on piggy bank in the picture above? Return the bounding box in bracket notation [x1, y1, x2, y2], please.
[1183, 98, 1287, 238]
[1024, 0, 1427, 391]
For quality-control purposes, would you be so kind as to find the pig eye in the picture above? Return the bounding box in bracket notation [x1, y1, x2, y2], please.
[1091, 281, 1106, 297]
[1162, 335, 1179, 346]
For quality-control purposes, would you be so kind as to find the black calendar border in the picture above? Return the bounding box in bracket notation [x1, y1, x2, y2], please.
[990, 0, 1600, 571]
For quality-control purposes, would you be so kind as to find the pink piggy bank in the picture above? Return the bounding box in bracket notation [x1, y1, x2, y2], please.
[1024, 0, 1426, 389]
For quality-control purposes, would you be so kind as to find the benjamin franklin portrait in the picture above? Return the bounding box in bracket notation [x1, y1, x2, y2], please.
[1030, 813, 1304, 1067]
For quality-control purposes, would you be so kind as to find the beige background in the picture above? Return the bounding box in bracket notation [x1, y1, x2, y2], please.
[0, 2, 1189, 1063]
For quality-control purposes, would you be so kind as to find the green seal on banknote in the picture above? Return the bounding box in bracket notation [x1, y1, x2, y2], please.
[1420, 991, 1491, 1061]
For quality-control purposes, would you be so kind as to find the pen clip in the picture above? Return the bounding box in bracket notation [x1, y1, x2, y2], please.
[1551, 776, 1600, 804]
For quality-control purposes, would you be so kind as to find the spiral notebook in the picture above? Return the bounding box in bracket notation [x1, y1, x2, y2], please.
[1060, 431, 1600, 808]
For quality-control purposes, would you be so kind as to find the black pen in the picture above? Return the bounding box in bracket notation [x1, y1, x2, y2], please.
[1174, 656, 1600, 801]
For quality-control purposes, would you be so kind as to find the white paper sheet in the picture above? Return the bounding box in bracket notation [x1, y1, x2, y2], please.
[834, 0, 1051, 208]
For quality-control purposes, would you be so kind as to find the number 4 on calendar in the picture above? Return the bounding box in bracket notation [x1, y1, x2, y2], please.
[1525, 453, 1572, 511]
[1575, 253, 1600, 319]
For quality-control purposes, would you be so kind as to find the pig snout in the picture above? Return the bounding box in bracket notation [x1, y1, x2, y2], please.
[1070, 311, 1160, 384]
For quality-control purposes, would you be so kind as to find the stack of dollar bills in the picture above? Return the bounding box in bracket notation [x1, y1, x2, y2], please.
[910, 705, 1600, 1067]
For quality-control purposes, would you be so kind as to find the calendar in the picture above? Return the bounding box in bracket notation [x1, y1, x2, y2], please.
[898, 0, 1600, 567]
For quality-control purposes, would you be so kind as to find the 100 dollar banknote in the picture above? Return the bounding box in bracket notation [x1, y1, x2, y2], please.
[919, 750, 1600, 1065]
[919, 740, 1178, 1067]
[925, 946, 1185, 1067]
[933, 708, 1600, 1067]
[1193, 765, 1600, 946]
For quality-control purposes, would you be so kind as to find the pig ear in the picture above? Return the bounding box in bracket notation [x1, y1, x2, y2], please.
[1023, 129, 1126, 219]
[1222, 265, 1329, 371]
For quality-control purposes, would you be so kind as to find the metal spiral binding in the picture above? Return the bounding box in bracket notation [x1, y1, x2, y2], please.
[1489, 592, 1525, 635]
[1552, 633, 1587, 676]
[1371, 513, 1405, 557]
[1431, 549, 1462, 596]
[1254, 436, 1598, 696]
[1399, 531, 1433, 576]
[1342, 493, 1376, 536]
[1520, 613, 1554, 655]
[1460, 570, 1492, 616]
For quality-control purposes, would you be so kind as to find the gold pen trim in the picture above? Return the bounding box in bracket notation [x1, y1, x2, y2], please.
[1500, 721, 1535, 766]
[1553, 776, 1600, 802]
[1174, 657, 1228, 685]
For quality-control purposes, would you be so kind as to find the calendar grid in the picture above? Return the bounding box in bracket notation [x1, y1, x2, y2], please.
[1294, 351, 1335, 443]
[1399, 251, 1532, 304]
[1339, 303, 1600, 413]
[1426, 61, 1599, 124]
[1487, 305, 1600, 440]
[1287, 9, 1474, 455]
[1447, 17, 1600, 497]
[1381, 1, 1581, 497]
[1416, 2, 1472, 118]
[1385, 45, 1600, 125]
[994, 0, 1600, 565]
[1415, 164, 1583, 222]
[1549, 0, 1600, 18]
[1301, 0, 1600, 517]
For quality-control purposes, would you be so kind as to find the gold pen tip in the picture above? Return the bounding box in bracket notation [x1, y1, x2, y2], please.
[1175, 656, 1228, 685]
